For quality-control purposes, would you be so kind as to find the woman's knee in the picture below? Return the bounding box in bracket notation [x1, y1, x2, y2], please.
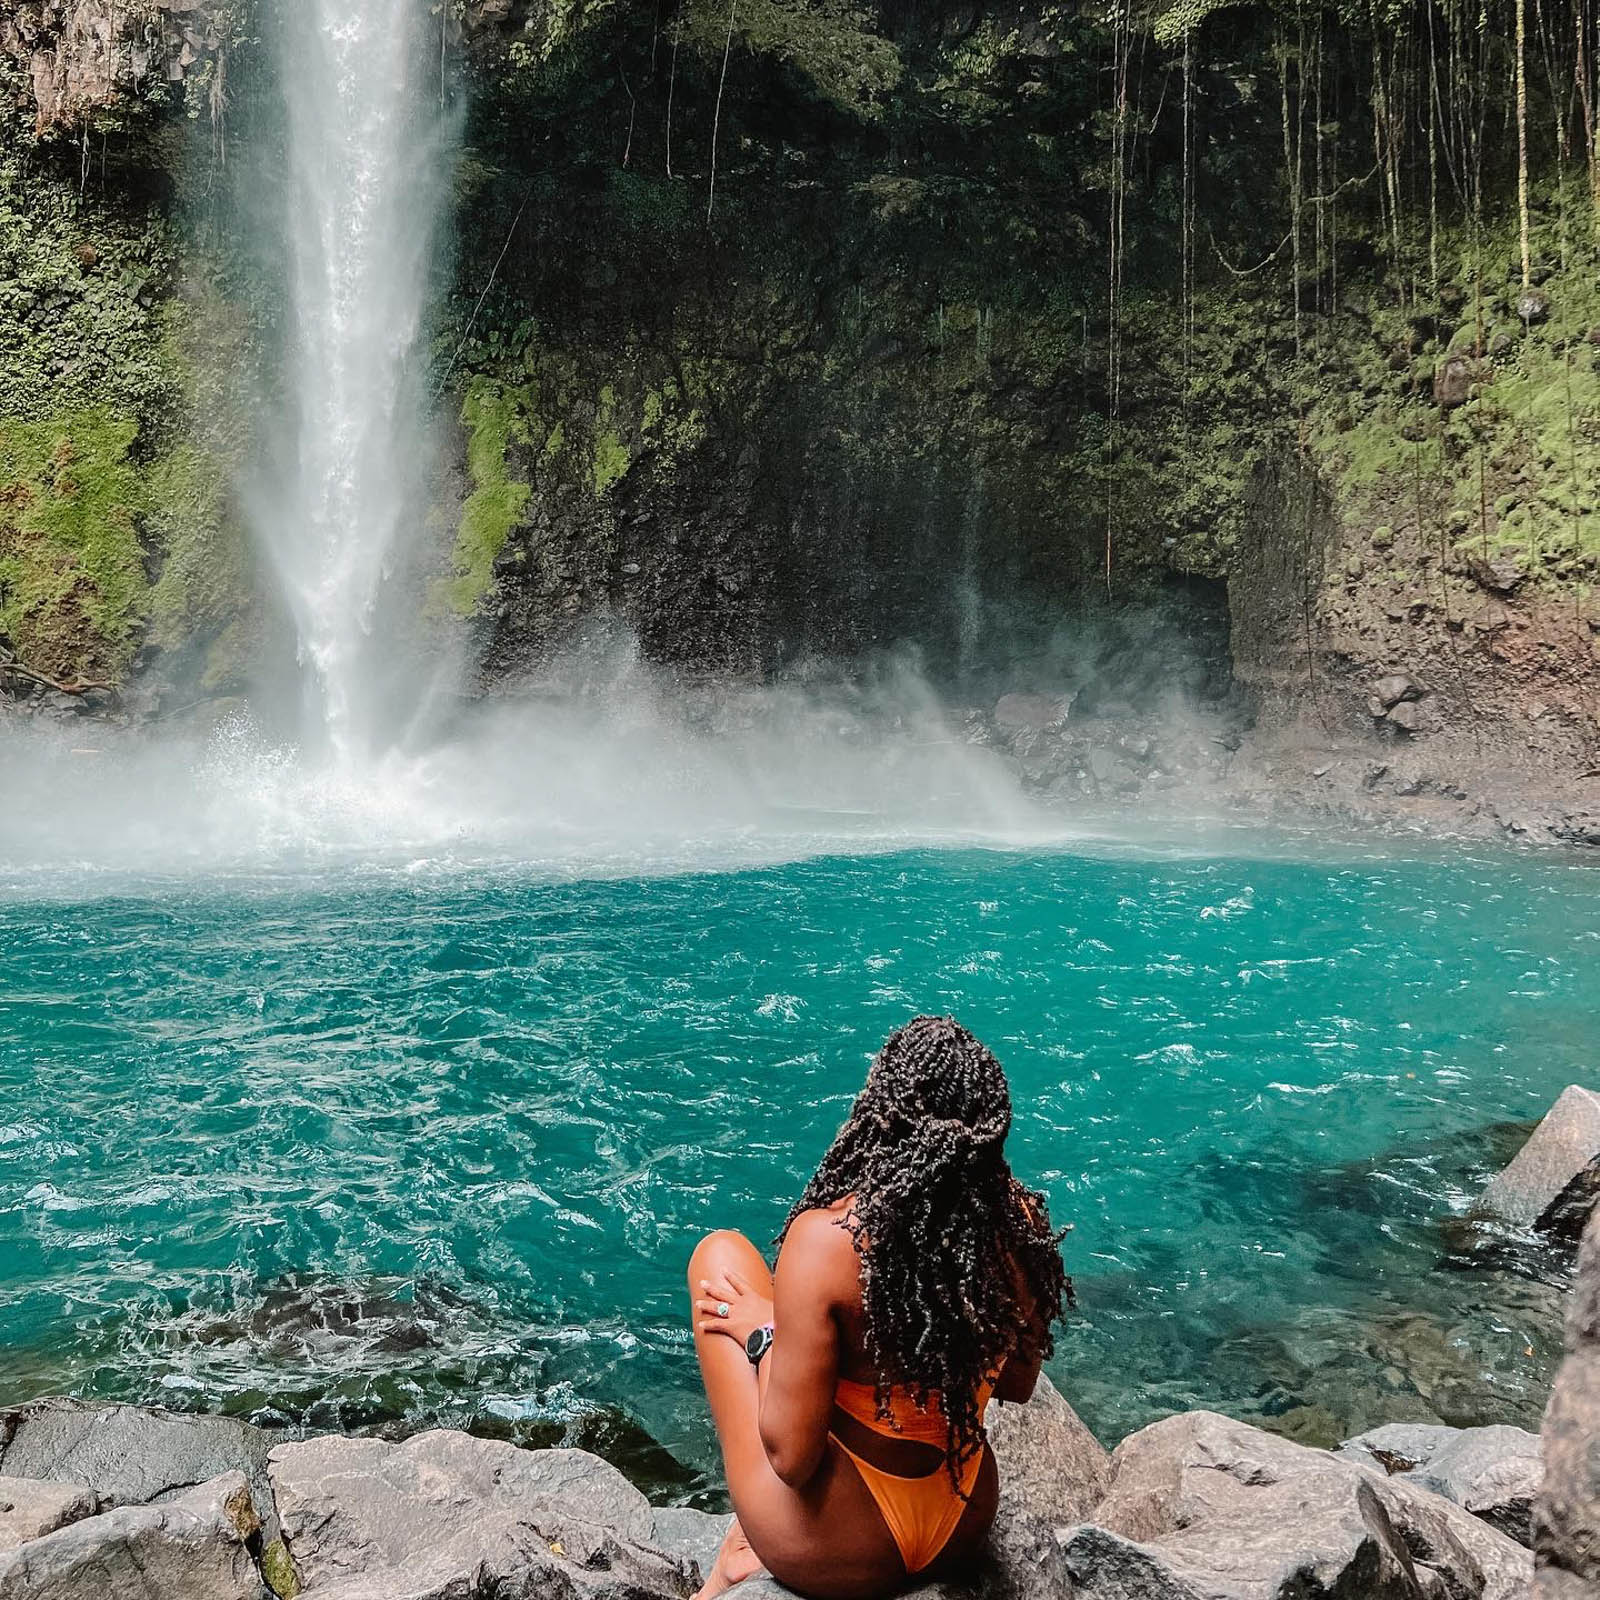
[687, 1227, 759, 1283]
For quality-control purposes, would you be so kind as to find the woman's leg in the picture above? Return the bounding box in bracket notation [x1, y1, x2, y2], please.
[694, 1516, 764, 1600]
[686, 1230, 903, 1600]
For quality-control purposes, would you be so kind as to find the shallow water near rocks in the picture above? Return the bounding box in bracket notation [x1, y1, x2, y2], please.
[0, 834, 1593, 1500]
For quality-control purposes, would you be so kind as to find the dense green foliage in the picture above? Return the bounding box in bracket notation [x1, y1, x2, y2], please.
[427, 0, 1599, 677]
[5, 0, 1600, 683]
[0, 51, 257, 687]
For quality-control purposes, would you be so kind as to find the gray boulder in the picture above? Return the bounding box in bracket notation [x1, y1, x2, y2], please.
[983, 1374, 1112, 1599]
[0, 1398, 277, 1542]
[268, 1429, 691, 1600]
[1374, 672, 1422, 709]
[649, 1505, 731, 1586]
[1336, 1423, 1461, 1474]
[1081, 1409, 1530, 1599]
[0, 1470, 265, 1600]
[994, 693, 1072, 734]
[1339, 1422, 1542, 1546]
[1478, 1085, 1600, 1231]
[0, 1479, 96, 1553]
[1056, 1480, 1444, 1600]
[1406, 1427, 1542, 1547]
[1533, 1206, 1600, 1596]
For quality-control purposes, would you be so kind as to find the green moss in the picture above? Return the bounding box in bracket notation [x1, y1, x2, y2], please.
[259, 1538, 302, 1600]
[592, 429, 629, 496]
[438, 376, 533, 615]
[591, 383, 630, 496]
[0, 409, 151, 678]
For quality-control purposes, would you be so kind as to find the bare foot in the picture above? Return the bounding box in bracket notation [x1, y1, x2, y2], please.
[691, 1516, 766, 1600]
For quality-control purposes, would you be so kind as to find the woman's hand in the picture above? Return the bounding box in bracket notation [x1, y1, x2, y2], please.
[695, 1267, 774, 1348]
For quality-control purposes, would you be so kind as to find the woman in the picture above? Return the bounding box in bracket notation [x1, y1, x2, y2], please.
[687, 1015, 1070, 1599]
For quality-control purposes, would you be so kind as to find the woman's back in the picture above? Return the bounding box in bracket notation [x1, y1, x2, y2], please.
[687, 1017, 1069, 1599]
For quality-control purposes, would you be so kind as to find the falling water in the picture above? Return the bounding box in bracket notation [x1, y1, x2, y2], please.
[261, 0, 451, 764]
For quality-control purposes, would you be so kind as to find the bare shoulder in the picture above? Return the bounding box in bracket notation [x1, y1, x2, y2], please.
[783, 1201, 859, 1255]
[778, 1203, 861, 1296]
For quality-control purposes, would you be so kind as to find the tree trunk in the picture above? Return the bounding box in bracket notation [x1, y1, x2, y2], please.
[1517, 0, 1532, 286]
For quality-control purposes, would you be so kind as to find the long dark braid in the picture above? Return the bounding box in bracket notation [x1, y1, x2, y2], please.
[779, 1015, 1071, 1490]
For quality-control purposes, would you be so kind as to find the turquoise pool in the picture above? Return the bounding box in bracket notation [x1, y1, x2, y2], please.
[0, 839, 1592, 1498]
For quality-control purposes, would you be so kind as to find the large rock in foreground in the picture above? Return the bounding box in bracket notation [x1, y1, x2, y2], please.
[1339, 1421, 1543, 1545]
[1533, 1206, 1600, 1596]
[983, 1374, 1113, 1599]
[1478, 1085, 1600, 1236]
[1074, 1408, 1531, 1599]
[0, 1398, 278, 1543]
[0, 1471, 265, 1600]
[267, 1429, 693, 1600]
[0, 1479, 96, 1554]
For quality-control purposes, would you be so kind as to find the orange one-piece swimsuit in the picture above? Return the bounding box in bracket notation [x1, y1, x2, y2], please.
[828, 1376, 995, 1575]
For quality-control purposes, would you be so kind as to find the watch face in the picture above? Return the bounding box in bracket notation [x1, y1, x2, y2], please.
[746, 1325, 772, 1361]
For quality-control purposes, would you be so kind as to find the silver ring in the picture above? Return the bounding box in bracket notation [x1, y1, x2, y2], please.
[716, 1301, 730, 1319]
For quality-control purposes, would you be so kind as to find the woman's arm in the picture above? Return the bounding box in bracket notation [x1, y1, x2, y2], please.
[757, 1208, 849, 1486]
[694, 1208, 852, 1489]
[992, 1323, 1044, 1403]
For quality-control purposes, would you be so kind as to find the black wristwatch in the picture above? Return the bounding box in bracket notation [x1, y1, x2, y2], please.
[745, 1323, 774, 1368]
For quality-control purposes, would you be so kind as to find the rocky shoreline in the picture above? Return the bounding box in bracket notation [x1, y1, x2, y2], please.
[0, 1094, 1595, 1600]
[0, 1295, 1583, 1600]
[0, 1374, 1548, 1600]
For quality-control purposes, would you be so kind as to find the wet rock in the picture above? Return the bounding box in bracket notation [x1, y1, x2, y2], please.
[1085, 1409, 1530, 1599]
[1469, 555, 1525, 595]
[0, 1471, 265, 1600]
[1387, 699, 1428, 735]
[1533, 1208, 1600, 1596]
[0, 1477, 96, 1553]
[0, 0, 230, 132]
[267, 1430, 689, 1600]
[1549, 809, 1600, 850]
[1478, 1085, 1600, 1231]
[994, 693, 1072, 734]
[1435, 354, 1475, 408]
[1375, 672, 1422, 708]
[1518, 288, 1551, 325]
[0, 1397, 278, 1542]
[1540, 1160, 1600, 1241]
[1087, 747, 1139, 793]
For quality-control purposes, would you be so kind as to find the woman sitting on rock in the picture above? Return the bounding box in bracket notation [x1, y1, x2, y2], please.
[688, 1015, 1071, 1598]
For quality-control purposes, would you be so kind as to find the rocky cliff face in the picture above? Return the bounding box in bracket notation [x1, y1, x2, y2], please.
[1, 0, 233, 133]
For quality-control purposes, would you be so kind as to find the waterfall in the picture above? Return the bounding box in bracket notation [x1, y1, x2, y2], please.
[260, 0, 451, 765]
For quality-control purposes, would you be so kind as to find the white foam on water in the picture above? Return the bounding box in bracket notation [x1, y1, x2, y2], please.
[0, 661, 1102, 887]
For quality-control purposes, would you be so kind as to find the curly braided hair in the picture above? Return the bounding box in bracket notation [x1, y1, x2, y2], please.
[779, 1015, 1071, 1490]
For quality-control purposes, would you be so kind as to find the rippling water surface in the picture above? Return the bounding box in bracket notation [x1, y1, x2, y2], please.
[1, 839, 1594, 1498]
